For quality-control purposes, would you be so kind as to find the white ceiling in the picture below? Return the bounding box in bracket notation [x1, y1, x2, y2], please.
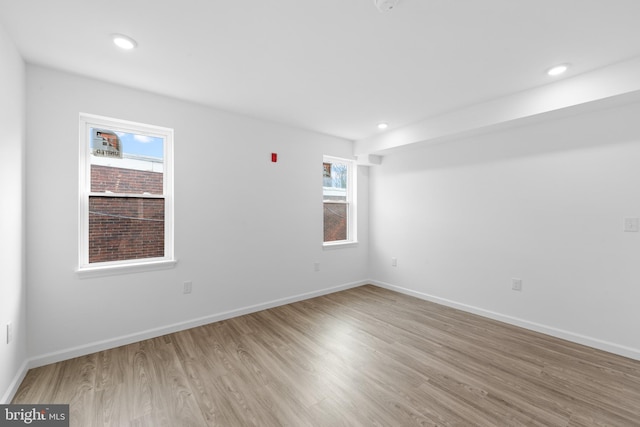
[1, 0, 640, 142]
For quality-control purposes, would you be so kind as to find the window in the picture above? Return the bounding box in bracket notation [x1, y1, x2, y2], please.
[78, 113, 174, 274]
[323, 156, 356, 245]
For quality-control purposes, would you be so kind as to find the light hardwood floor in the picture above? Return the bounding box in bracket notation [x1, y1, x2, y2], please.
[12, 285, 640, 426]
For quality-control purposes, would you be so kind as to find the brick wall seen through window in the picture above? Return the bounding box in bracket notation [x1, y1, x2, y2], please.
[89, 166, 164, 263]
[79, 113, 174, 271]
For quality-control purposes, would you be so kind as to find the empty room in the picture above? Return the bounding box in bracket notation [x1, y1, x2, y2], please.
[1, 0, 640, 425]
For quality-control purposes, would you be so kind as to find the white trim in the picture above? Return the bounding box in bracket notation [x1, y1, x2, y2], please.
[323, 155, 357, 245]
[370, 280, 640, 362]
[8, 280, 638, 401]
[0, 359, 29, 404]
[78, 113, 175, 271]
[88, 192, 165, 199]
[27, 280, 367, 369]
[323, 241, 359, 249]
[76, 259, 177, 278]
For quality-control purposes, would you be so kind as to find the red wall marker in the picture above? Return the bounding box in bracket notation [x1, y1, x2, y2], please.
[271, 153, 278, 162]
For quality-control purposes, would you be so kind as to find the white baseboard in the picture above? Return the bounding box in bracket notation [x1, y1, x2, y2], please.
[370, 280, 640, 362]
[12, 278, 637, 403]
[1, 359, 29, 404]
[28, 280, 367, 369]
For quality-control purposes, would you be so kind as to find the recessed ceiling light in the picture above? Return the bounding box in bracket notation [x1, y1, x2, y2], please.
[547, 64, 569, 76]
[377, 122, 389, 130]
[112, 34, 137, 50]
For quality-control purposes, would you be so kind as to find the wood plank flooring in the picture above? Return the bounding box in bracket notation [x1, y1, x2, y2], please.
[12, 285, 640, 426]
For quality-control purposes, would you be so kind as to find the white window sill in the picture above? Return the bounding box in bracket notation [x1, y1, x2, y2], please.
[77, 259, 177, 278]
[323, 241, 359, 250]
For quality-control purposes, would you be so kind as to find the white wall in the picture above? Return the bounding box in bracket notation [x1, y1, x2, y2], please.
[369, 100, 640, 360]
[0, 25, 27, 402]
[26, 65, 368, 364]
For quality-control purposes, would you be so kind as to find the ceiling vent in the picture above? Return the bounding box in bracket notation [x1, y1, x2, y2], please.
[374, 0, 399, 12]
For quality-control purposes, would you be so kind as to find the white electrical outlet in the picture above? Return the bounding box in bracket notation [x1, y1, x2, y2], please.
[512, 278, 523, 291]
[624, 217, 639, 232]
[314, 262, 320, 272]
[183, 281, 192, 294]
[7, 322, 13, 344]
[391, 257, 398, 267]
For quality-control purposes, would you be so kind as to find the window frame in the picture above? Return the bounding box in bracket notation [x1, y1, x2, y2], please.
[77, 113, 175, 276]
[322, 155, 357, 247]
